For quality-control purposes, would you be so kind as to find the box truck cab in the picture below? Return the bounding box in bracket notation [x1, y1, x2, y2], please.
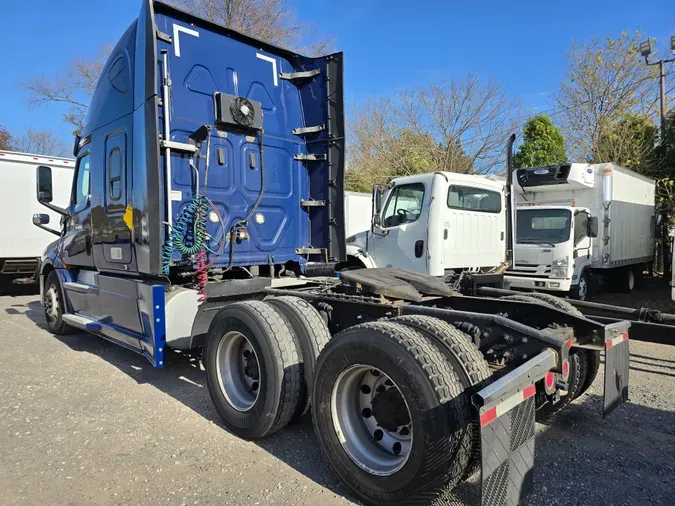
[507, 163, 655, 300]
[344, 172, 507, 279]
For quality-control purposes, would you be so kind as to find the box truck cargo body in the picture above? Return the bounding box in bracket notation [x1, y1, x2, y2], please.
[506, 163, 655, 299]
[0, 150, 74, 283]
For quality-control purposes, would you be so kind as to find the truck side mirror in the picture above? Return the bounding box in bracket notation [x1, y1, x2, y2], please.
[37, 165, 53, 203]
[372, 213, 381, 227]
[373, 185, 384, 214]
[588, 216, 599, 238]
[35, 165, 67, 216]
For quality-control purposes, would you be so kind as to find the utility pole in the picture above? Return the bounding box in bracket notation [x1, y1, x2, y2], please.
[640, 37, 675, 142]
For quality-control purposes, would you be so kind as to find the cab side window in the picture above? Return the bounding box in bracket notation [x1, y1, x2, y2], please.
[73, 154, 91, 206]
[574, 212, 589, 245]
[382, 183, 425, 227]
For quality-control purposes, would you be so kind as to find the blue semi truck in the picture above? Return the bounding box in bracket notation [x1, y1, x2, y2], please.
[31, 2, 631, 504]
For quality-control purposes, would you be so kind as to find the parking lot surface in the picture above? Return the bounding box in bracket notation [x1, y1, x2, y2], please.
[1, 288, 674, 505]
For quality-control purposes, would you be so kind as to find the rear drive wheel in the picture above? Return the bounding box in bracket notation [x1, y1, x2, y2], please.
[576, 349, 601, 398]
[265, 296, 331, 418]
[204, 300, 302, 439]
[526, 292, 583, 315]
[43, 271, 73, 335]
[389, 315, 491, 480]
[312, 321, 469, 505]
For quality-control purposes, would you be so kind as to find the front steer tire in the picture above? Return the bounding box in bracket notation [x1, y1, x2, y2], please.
[43, 271, 73, 335]
[312, 321, 469, 506]
[203, 300, 302, 439]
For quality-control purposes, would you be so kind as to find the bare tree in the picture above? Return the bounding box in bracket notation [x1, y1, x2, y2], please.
[23, 46, 111, 135]
[0, 125, 12, 151]
[554, 30, 660, 162]
[11, 128, 69, 157]
[347, 74, 520, 190]
[170, 0, 334, 54]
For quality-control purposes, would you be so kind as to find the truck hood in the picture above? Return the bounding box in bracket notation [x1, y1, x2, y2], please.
[513, 243, 567, 270]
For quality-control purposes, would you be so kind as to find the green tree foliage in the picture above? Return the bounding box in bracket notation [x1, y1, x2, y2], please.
[0, 125, 12, 151]
[555, 30, 660, 163]
[513, 115, 567, 168]
[592, 114, 658, 174]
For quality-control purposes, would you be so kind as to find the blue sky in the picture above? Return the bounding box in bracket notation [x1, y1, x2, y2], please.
[1, 0, 673, 150]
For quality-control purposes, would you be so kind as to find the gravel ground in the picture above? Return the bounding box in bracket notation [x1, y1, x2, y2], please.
[1, 289, 674, 506]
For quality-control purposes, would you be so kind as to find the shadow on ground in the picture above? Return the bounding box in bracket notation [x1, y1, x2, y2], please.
[9, 299, 353, 501]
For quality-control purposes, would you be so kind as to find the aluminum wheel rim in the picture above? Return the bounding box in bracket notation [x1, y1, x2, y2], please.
[44, 285, 59, 322]
[215, 331, 260, 412]
[331, 365, 413, 476]
[578, 275, 588, 300]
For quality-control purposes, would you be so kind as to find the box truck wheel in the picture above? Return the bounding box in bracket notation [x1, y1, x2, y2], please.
[312, 321, 469, 505]
[43, 271, 74, 335]
[571, 270, 590, 301]
[203, 300, 302, 439]
[389, 315, 491, 480]
[265, 296, 331, 418]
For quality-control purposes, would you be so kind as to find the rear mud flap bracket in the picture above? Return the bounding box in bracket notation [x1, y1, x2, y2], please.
[603, 322, 630, 418]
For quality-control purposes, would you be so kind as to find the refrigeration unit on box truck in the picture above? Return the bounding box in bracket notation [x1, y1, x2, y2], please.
[506, 162, 655, 300]
[0, 150, 74, 285]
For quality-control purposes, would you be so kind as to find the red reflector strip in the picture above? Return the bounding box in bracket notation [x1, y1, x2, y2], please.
[606, 333, 629, 349]
[523, 384, 536, 399]
[480, 406, 497, 427]
[480, 383, 538, 427]
[562, 359, 570, 379]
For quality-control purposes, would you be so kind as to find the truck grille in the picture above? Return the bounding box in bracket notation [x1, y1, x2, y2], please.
[506, 265, 552, 276]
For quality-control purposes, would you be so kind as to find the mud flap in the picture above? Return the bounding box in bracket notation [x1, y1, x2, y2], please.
[480, 397, 535, 506]
[603, 321, 630, 418]
[473, 349, 557, 506]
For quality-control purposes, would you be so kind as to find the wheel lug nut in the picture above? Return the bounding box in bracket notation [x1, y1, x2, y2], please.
[373, 429, 383, 441]
[251, 381, 259, 391]
[361, 408, 372, 418]
[399, 427, 409, 436]
[360, 385, 371, 394]
[393, 442, 402, 455]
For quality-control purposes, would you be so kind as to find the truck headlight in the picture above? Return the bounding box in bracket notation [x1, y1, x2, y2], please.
[551, 256, 569, 279]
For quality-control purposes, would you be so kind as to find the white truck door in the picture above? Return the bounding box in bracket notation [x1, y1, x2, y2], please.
[369, 181, 428, 273]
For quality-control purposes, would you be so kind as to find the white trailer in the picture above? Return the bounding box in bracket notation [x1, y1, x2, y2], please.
[0, 150, 74, 284]
[506, 163, 655, 299]
[344, 191, 372, 237]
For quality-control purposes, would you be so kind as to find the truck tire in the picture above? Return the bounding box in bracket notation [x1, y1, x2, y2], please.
[389, 315, 491, 480]
[500, 294, 548, 305]
[265, 296, 331, 418]
[526, 292, 583, 315]
[312, 321, 469, 505]
[570, 269, 590, 301]
[203, 300, 302, 439]
[43, 271, 74, 335]
[576, 350, 601, 398]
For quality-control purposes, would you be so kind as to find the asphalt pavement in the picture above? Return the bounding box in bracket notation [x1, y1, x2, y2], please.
[0, 289, 674, 506]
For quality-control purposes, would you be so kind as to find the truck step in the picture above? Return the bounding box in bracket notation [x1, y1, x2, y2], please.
[62, 314, 103, 331]
[63, 282, 98, 294]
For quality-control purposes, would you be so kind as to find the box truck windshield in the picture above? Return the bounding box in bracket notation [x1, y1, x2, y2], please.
[516, 208, 571, 245]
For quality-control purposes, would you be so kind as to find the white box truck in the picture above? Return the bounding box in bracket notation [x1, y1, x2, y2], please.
[506, 163, 655, 300]
[0, 150, 74, 286]
[344, 191, 372, 237]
